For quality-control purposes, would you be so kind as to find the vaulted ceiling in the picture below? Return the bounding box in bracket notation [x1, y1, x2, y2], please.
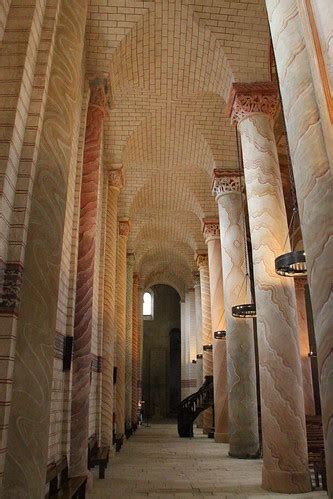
[86, 0, 272, 295]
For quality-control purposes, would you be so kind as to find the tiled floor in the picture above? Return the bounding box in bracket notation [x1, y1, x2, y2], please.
[87, 423, 327, 498]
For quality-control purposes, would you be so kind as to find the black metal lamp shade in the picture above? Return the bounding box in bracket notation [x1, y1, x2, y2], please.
[192, 359, 197, 364]
[203, 344, 213, 351]
[214, 330, 226, 339]
[231, 303, 256, 318]
[196, 353, 203, 360]
[275, 250, 307, 277]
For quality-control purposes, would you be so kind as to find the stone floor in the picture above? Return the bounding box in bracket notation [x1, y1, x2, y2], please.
[87, 423, 327, 498]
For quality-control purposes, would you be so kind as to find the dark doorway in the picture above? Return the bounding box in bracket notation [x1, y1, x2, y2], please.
[169, 328, 181, 416]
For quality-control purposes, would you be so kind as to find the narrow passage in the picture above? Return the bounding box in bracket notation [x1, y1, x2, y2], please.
[87, 424, 326, 498]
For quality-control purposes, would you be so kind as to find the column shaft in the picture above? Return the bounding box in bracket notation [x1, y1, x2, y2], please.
[101, 170, 123, 447]
[196, 254, 213, 434]
[125, 253, 134, 431]
[214, 178, 259, 458]
[115, 220, 130, 437]
[203, 221, 228, 444]
[1, 0, 88, 495]
[229, 82, 311, 493]
[266, 2, 333, 492]
[70, 81, 106, 477]
[132, 274, 139, 426]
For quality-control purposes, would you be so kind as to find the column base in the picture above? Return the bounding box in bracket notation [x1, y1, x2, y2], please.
[262, 465, 312, 494]
[203, 427, 210, 435]
[214, 432, 229, 443]
[229, 449, 260, 459]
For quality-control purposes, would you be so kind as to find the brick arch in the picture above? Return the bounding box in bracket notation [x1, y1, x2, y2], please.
[144, 275, 185, 302]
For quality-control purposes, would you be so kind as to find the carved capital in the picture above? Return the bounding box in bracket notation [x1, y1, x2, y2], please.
[109, 168, 125, 190]
[195, 252, 208, 269]
[133, 273, 140, 286]
[192, 272, 200, 286]
[203, 218, 220, 243]
[227, 82, 280, 125]
[212, 169, 244, 199]
[118, 219, 130, 237]
[89, 78, 108, 113]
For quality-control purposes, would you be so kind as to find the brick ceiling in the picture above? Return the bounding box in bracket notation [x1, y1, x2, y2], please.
[86, 0, 271, 296]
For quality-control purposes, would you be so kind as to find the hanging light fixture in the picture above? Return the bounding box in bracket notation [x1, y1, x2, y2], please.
[231, 129, 256, 319]
[196, 353, 203, 360]
[192, 359, 197, 364]
[214, 330, 226, 339]
[203, 344, 213, 351]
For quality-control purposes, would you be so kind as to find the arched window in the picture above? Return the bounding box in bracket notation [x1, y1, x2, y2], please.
[143, 290, 154, 320]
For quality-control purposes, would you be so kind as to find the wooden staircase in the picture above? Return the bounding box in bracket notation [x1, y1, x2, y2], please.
[177, 376, 214, 437]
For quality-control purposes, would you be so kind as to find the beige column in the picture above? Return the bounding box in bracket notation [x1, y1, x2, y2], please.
[195, 253, 213, 434]
[1, 0, 88, 496]
[193, 272, 203, 428]
[125, 253, 134, 432]
[228, 82, 311, 493]
[266, 2, 333, 492]
[131, 273, 139, 427]
[295, 279, 315, 416]
[115, 219, 130, 438]
[203, 220, 228, 444]
[213, 172, 259, 458]
[101, 169, 124, 447]
[137, 285, 144, 402]
[180, 300, 188, 400]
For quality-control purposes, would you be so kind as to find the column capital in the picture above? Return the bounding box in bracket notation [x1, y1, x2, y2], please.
[118, 218, 130, 237]
[133, 273, 140, 286]
[195, 252, 209, 269]
[212, 169, 244, 200]
[109, 168, 125, 191]
[227, 82, 280, 126]
[88, 78, 109, 112]
[192, 271, 200, 286]
[202, 217, 220, 243]
[127, 252, 135, 265]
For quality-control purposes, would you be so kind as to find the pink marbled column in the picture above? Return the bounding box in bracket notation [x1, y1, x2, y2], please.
[266, 2, 333, 493]
[101, 169, 124, 447]
[203, 220, 228, 444]
[132, 273, 139, 426]
[196, 253, 213, 434]
[70, 80, 106, 477]
[115, 219, 130, 438]
[213, 174, 259, 458]
[228, 82, 311, 493]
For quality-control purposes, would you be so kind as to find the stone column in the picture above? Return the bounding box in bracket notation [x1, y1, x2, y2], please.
[115, 219, 130, 438]
[266, 2, 333, 492]
[203, 220, 228, 444]
[193, 273, 203, 427]
[180, 300, 188, 400]
[70, 80, 107, 477]
[295, 279, 315, 416]
[125, 253, 135, 432]
[195, 253, 213, 434]
[101, 169, 124, 447]
[132, 273, 139, 427]
[228, 82, 311, 493]
[137, 285, 144, 403]
[1, 1, 88, 495]
[213, 172, 259, 458]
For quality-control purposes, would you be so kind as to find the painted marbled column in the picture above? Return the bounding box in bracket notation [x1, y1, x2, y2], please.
[228, 82, 311, 493]
[101, 169, 124, 447]
[180, 300, 187, 400]
[1, 1, 88, 496]
[125, 253, 134, 431]
[70, 80, 107, 477]
[186, 288, 197, 395]
[137, 285, 144, 402]
[203, 220, 228, 444]
[195, 253, 213, 434]
[193, 273, 203, 427]
[266, 2, 333, 492]
[131, 273, 139, 426]
[115, 219, 130, 438]
[213, 173, 259, 458]
[295, 279, 315, 415]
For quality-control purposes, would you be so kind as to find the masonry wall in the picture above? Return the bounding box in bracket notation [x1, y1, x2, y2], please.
[142, 285, 180, 419]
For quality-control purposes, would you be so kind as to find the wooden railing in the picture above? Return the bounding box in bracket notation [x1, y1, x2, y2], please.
[177, 376, 214, 437]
